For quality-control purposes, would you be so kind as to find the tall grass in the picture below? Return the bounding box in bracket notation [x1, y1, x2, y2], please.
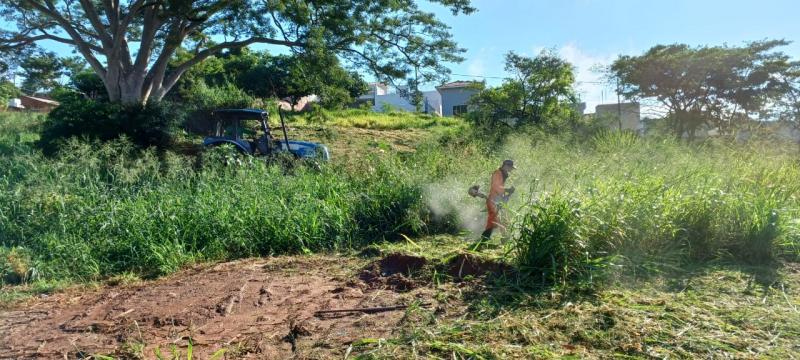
[2, 111, 798, 287]
[0, 113, 444, 282]
[289, 108, 467, 130]
[503, 132, 800, 282]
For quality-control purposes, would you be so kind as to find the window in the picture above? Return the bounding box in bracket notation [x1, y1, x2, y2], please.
[452, 105, 468, 116]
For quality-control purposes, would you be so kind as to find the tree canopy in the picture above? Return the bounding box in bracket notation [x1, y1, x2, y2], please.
[1, 0, 474, 104]
[469, 51, 579, 128]
[18, 51, 65, 94]
[610, 40, 795, 139]
[172, 48, 367, 109]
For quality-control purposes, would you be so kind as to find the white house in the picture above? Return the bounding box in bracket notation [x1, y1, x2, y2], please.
[436, 81, 480, 117]
[359, 83, 442, 115]
[358, 81, 482, 117]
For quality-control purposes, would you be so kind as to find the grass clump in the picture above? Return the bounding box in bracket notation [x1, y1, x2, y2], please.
[511, 194, 593, 285]
[290, 108, 467, 130]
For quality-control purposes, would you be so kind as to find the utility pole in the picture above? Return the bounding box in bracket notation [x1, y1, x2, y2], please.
[616, 78, 623, 131]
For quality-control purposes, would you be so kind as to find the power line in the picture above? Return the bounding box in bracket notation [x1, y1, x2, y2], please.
[451, 72, 609, 86]
[450, 73, 505, 80]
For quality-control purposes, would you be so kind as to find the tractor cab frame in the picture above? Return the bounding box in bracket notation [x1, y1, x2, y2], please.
[202, 108, 329, 161]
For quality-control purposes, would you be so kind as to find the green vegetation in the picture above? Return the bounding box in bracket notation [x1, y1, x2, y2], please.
[343, 236, 800, 359]
[2, 110, 798, 287]
[289, 108, 468, 130]
[437, 131, 800, 283]
[1, 112, 448, 282]
[469, 50, 580, 129]
[2, 109, 799, 358]
[2, 0, 474, 104]
[610, 40, 800, 139]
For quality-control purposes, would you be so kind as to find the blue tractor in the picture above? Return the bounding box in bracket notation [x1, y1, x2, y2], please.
[202, 108, 329, 161]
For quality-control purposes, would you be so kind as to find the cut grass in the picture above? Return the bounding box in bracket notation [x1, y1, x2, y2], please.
[349, 235, 800, 359]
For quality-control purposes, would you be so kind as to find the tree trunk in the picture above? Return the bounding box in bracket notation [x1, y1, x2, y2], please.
[101, 71, 159, 105]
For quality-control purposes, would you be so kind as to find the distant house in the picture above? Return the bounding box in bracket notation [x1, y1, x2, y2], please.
[19, 95, 60, 112]
[595, 103, 641, 131]
[359, 83, 442, 115]
[436, 81, 480, 117]
[372, 90, 442, 115]
[7, 98, 24, 111]
[360, 82, 389, 99]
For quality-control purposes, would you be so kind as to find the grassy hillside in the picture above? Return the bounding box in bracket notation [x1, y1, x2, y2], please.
[1, 111, 798, 286]
[1, 110, 799, 358]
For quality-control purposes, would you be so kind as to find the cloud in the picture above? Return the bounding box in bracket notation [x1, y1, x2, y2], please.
[467, 58, 486, 77]
[554, 43, 616, 112]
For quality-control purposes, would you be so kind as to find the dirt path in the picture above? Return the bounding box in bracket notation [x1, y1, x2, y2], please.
[0, 256, 434, 359]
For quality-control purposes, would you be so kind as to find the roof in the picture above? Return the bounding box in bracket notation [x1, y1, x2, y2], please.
[20, 95, 60, 106]
[436, 81, 480, 90]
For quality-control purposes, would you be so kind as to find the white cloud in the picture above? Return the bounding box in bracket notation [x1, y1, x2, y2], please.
[467, 58, 486, 77]
[553, 43, 616, 112]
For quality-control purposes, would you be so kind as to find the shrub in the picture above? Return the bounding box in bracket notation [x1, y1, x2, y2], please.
[38, 97, 184, 154]
[0, 80, 20, 110]
[0, 247, 36, 285]
[181, 82, 255, 134]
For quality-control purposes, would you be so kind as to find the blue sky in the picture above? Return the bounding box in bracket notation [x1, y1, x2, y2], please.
[422, 0, 800, 110]
[10, 0, 800, 109]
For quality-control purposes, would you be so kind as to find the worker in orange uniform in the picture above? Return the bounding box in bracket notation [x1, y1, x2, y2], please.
[480, 159, 516, 241]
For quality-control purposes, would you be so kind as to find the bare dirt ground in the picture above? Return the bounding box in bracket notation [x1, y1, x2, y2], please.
[0, 255, 441, 359]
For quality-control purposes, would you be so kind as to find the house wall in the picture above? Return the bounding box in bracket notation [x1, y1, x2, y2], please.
[595, 103, 641, 131]
[439, 88, 479, 116]
[372, 91, 442, 115]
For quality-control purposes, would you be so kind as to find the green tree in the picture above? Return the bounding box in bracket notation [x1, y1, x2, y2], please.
[0, 80, 20, 109]
[610, 40, 793, 140]
[173, 48, 367, 109]
[1, 0, 473, 104]
[770, 61, 800, 129]
[469, 50, 578, 128]
[19, 51, 64, 94]
[71, 70, 107, 100]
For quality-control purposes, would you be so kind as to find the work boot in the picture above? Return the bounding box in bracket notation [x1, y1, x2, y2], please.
[471, 228, 494, 252]
[480, 228, 493, 241]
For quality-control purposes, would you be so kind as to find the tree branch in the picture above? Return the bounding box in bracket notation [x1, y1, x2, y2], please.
[78, 0, 113, 50]
[20, 0, 107, 77]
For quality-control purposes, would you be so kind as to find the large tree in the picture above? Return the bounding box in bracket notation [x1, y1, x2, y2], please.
[610, 40, 793, 139]
[0, 0, 473, 104]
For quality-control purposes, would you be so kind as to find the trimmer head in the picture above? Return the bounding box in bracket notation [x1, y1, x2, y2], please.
[468, 185, 487, 199]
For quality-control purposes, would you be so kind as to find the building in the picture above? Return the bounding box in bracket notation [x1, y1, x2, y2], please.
[372, 90, 442, 115]
[595, 103, 641, 131]
[16, 95, 60, 112]
[357, 83, 442, 115]
[363, 82, 389, 98]
[356, 80, 479, 117]
[7, 98, 24, 111]
[436, 81, 480, 117]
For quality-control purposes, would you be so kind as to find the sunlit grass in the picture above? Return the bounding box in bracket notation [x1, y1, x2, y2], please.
[288, 108, 467, 130]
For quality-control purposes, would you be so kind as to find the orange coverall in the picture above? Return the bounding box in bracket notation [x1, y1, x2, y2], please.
[485, 169, 507, 231]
